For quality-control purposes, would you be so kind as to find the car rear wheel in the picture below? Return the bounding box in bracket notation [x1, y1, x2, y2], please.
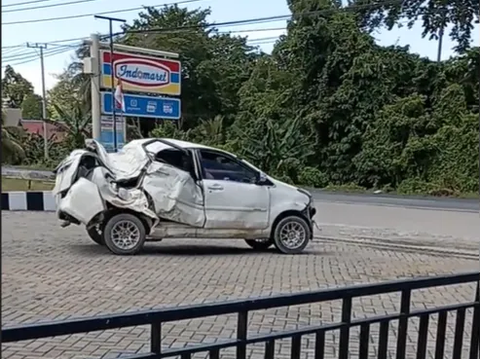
[87, 224, 105, 245]
[272, 215, 311, 254]
[244, 238, 273, 250]
[103, 213, 146, 255]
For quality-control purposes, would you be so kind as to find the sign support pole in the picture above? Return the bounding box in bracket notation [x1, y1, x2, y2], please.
[94, 15, 126, 152]
[90, 34, 101, 141]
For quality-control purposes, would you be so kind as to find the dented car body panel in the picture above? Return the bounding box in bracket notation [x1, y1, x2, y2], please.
[53, 138, 316, 247]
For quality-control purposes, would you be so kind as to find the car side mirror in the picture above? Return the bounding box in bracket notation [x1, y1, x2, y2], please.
[256, 172, 269, 185]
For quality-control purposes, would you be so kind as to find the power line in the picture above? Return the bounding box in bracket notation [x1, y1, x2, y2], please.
[0, 27, 283, 50]
[2, 33, 109, 49]
[3, 0, 402, 27]
[248, 36, 281, 43]
[2, 43, 81, 61]
[2, 0, 55, 8]
[222, 27, 286, 34]
[2, 0, 403, 49]
[122, 0, 403, 35]
[2, 46, 73, 67]
[3, 47, 72, 68]
[2, 0, 205, 25]
[3, 0, 97, 13]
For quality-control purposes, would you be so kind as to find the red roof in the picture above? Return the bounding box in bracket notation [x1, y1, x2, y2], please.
[20, 120, 67, 142]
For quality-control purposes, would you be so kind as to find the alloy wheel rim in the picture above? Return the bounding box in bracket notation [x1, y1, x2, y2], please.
[279, 221, 306, 249]
[111, 220, 140, 250]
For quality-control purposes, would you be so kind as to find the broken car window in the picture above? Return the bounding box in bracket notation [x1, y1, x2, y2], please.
[155, 149, 193, 174]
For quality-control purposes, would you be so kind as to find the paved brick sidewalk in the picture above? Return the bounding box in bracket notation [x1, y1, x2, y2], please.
[1, 212, 478, 358]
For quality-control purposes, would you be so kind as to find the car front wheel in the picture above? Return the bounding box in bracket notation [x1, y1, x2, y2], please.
[272, 215, 311, 254]
[103, 213, 146, 255]
[245, 238, 273, 250]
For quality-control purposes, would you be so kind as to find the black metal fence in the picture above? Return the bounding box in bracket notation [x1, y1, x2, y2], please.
[2, 272, 479, 359]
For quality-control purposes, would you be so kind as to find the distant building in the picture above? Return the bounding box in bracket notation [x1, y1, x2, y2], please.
[2, 107, 68, 142]
[20, 119, 67, 142]
[3, 108, 22, 127]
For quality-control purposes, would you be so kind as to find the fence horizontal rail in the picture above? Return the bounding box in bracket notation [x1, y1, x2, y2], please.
[2, 271, 479, 359]
[3, 271, 479, 342]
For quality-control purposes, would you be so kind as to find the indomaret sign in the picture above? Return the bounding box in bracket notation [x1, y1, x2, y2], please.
[100, 50, 181, 96]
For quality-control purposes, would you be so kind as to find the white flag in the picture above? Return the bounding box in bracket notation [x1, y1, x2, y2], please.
[114, 79, 126, 112]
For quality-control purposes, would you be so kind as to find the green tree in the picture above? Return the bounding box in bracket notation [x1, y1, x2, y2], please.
[1, 108, 25, 164]
[121, 5, 258, 129]
[352, 0, 479, 53]
[41, 1, 479, 195]
[51, 102, 92, 150]
[21, 93, 43, 119]
[47, 43, 91, 120]
[1, 65, 35, 108]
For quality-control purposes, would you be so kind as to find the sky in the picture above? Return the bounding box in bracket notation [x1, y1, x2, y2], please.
[1, 0, 479, 95]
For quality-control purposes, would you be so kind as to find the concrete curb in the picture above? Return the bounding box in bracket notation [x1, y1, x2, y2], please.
[1, 191, 55, 211]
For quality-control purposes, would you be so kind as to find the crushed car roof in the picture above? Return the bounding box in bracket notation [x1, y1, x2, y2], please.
[130, 138, 227, 154]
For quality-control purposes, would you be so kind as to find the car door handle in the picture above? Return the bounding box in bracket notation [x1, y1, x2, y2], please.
[207, 183, 224, 191]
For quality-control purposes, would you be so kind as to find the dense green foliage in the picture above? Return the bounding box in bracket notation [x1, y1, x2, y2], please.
[7, 1, 479, 195]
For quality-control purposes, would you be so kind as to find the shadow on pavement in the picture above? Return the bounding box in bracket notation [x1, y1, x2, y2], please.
[69, 241, 328, 257]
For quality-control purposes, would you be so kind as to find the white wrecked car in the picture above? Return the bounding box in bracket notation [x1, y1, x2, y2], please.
[53, 138, 316, 255]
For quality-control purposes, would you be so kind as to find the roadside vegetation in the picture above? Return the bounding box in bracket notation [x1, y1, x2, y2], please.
[2, 0, 478, 197]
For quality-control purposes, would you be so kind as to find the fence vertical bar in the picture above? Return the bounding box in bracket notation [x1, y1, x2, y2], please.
[236, 310, 248, 359]
[434, 311, 447, 359]
[338, 296, 352, 359]
[469, 283, 479, 359]
[291, 335, 301, 359]
[396, 289, 411, 359]
[452, 308, 466, 359]
[314, 331, 325, 359]
[209, 349, 220, 359]
[264, 340, 275, 359]
[416, 314, 429, 359]
[378, 321, 390, 359]
[151, 322, 161, 354]
[359, 324, 370, 359]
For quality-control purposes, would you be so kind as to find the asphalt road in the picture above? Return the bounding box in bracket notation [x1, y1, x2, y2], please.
[309, 190, 479, 212]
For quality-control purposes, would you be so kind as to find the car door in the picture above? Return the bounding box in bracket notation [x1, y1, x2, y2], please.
[198, 149, 270, 229]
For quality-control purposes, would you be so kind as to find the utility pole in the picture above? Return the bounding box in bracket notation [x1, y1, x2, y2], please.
[436, 9, 447, 62]
[89, 34, 101, 141]
[27, 42, 48, 160]
[436, 27, 444, 62]
[94, 15, 126, 152]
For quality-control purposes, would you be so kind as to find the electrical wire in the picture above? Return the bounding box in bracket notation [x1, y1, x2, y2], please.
[3, 49, 58, 63]
[2, 0, 206, 25]
[2, 49, 38, 61]
[1, 27, 286, 50]
[3, 0, 98, 13]
[2, 0, 56, 8]
[221, 27, 286, 34]
[247, 36, 282, 43]
[2, 0, 404, 49]
[121, 0, 403, 35]
[2, 46, 73, 68]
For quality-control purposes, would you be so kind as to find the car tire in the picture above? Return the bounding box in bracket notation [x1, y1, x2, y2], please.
[103, 213, 146, 255]
[244, 239, 273, 250]
[272, 215, 311, 254]
[87, 224, 105, 245]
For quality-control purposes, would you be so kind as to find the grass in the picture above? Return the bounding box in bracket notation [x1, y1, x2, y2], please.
[2, 177, 55, 192]
[6, 164, 55, 171]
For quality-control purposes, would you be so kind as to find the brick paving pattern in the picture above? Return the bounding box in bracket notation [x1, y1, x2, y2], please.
[1, 212, 478, 358]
